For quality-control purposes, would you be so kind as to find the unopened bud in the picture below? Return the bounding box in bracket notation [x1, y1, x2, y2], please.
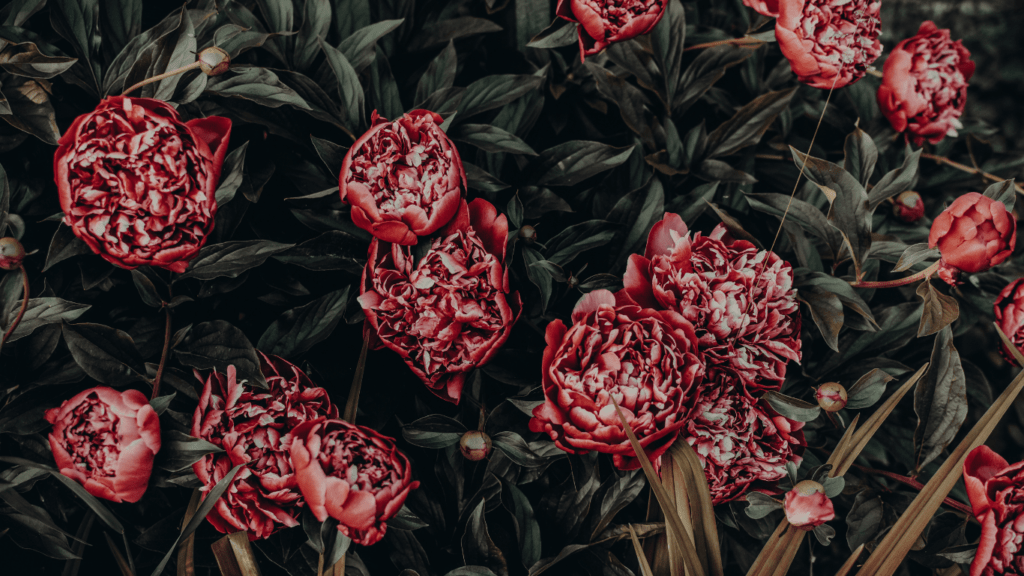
[893, 191, 924, 223]
[518, 225, 537, 244]
[0, 237, 25, 270]
[459, 430, 492, 461]
[198, 47, 231, 76]
[816, 382, 847, 412]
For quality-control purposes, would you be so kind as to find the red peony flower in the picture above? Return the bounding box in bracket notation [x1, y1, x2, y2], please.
[784, 480, 835, 530]
[994, 278, 1024, 365]
[620, 213, 801, 396]
[54, 97, 231, 273]
[963, 446, 1024, 576]
[556, 0, 667, 60]
[743, 0, 779, 17]
[191, 353, 337, 540]
[682, 384, 804, 504]
[893, 190, 926, 223]
[45, 387, 161, 503]
[358, 199, 521, 404]
[776, 0, 883, 89]
[529, 289, 705, 470]
[878, 21, 975, 146]
[340, 110, 466, 246]
[290, 419, 419, 546]
[929, 192, 1016, 285]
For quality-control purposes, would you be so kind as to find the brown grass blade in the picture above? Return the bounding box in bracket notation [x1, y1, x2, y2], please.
[609, 395, 706, 576]
[660, 448, 695, 576]
[643, 494, 671, 575]
[835, 544, 865, 576]
[745, 520, 789, 576]
[833, 363, 928, 475]
[342, 337, 370, 423]
[177, 489, 202, 576]
[212, 531, 263, 576]
[104, 532, 135, 576]
[630, 525, 656, 576]
[829, 414, 859, 467]
[856, 357, 1024, 576]
[995, 321, 1024, 366]
[666, 440, 725, 576]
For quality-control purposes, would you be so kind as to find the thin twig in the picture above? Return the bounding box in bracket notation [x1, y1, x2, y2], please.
[122, 61, 202, 96]
[921, 152, 1024, 195]
[2, 264, 29, 345]
[683, 36, 764, 52]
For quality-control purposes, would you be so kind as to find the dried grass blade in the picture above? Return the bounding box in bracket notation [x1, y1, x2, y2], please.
[995, 321, 1024, 366]
[856, 360, 1024, 576]
[835, 363, 928, 475]
[177, 489, 202, 576]
[643, 494, 671, 575]
[104, 532, 135, 576]
[768, 528, 804, 576]
[609, 395, 706, 576]
[660, 450, 696, 576]
[828, 414, 859, 468]
[745, 520, 789, 576]
[835, 544, 864, 576]
[629, 525, 656, 576]
[668, 440, 725, 576]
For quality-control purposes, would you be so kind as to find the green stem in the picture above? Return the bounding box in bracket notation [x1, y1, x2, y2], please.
[2, 264, 29, 346]
[122, 61, 202, 96]
[151, 306, 172, 401]
[848, 261, 940, 289]
[343, 337, 370, 423]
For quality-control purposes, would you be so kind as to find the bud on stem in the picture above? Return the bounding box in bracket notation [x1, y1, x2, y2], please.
[122, 47, 231, 96]
[848, 261, 941, 289]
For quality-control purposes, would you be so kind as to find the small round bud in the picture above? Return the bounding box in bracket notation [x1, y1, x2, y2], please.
[785, 480, 834, 530]
[893, 190, 924, 223]
[198, 47, 231, 76]
[459, 430, 492, 461]
[0, 237, 25, 270]
[567, 275, 579, 289]
[792, 479, 825, 496]
[517, 225, 537, 244]
[816, 382, 847, 412]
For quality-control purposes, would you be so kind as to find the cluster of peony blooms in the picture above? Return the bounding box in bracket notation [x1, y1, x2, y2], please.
[964, 446, 1024, 576]
[191, 353, 417, 543]
[530, 213, 806, 503]
[350, 111, 522, 404]
[45, 354, 417, 546]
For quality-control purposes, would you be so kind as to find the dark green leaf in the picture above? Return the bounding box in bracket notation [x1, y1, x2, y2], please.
[649, 0, 685, 105]
[293, 0, 330, 70]
[257, 287, 350, 357]
[916, 280, 959, 338]
[983, 178, 1016, 213]
[155, 430, 223, 472]
[462, 500, 508, 576]
[913, 325, 967, 470]
[43, 223, 92, 271]
[867, 146, 922, 210]
[744, 492, 782, 520]
[452, 123, 536, 155]
[674, 44, 753, 115]
[0, 74, 60, 144]
[273, 230, 366, 273]
[507, 193, 524, 229]
[492, 431, 547, 467]
[408, 17, 502, 51]
[532, 141, 634, 186]
[320, 37, 364, 130]
[526, 19, 576, 49]
[415, 40, 457, 105]
[846, 368, 894, 410]
[338, 19, 405, 73]
[215, 142, 250, 207]
[544, 220, 617, 266]
[501, 478, 542, 567]
[763, 391, 820, 422]
[175, 320, 267, 389]
[205, 66, 312, 110]
[798, 288, 843, 352]
[402, 414, 466, 449]
[704, 88, 796, 158]
[62, 322, 146, 386]
[892, 243, 939, 273]
[846, 491, 883, 550]
[843, 125, 878, 187]
[459, 74, 544, 119]
[464, 162, 510, 192]
[130, 270, 162, 308]
[180, 240, 294, 281]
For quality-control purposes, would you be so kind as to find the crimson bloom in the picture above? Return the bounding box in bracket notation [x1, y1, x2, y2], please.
[784, 480, 835, 530]
[776, 0, 883, 89]
[340, 110, 466, 246]
[556, 0, 667, 60]
[54, 97, 231, 273]
[963, 446, 1024, 575]
[994, 278, 1024, 365]
[682, 385, 804, 504]
[290, 419, 418, 546]
[358, 199, 521, 404]
[620, 213, 801, 395]
[878, 21, 975, 145]
[743, 0, 779, 17]
[45, 387, 161, 503]
[529, 289, 705, 470]
[191, 353, 337, 540]
[929, 193, 1016, 285]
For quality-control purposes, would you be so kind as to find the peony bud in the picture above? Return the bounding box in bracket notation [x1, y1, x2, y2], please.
[459, 430, 492, 461]
[816, 383, 848, 412]
[198, 47, 231, 76]
[518, 225, 537, 244]
[893, 191, 925, 223]
[929, 192, 1016, 285]
[0, 237, 25, 270]
[784, 480, 835, 530]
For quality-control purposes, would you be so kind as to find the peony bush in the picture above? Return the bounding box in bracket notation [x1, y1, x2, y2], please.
[0, 1, 1022, 576]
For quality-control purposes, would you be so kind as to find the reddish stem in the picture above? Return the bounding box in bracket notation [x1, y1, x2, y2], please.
[853, 464, 974, 516]
[2, 265, 29, 345]
[683, 36, 764, 52]
[122, 61, 202, 96]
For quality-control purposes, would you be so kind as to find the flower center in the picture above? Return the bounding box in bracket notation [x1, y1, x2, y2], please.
[320, 428, 397, 493]
[60, 397, 121, 477]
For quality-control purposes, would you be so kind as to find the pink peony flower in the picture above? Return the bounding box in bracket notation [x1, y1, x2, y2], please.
[54, 97, 231, 273]
[743, 0, 779, 17]
[776, 0, 883, 89]
[290, 419, 418, 546]
[963, 446, 1024, 576]
[994, 278, 1024, 365]
[340, 110, 466, 246]
[358, 199, 522, 404]
[784, 480, 835, 529]
[556, 0, 667, 60]
[620, 213, 801, 396]
[45, 387, 161, 503]
[529, 290, 705, 470]
[929, 192, 1016, 285]
[682, 385, 804, 504]
[878, 21, 975, 146]
[191, 353, 337, 540]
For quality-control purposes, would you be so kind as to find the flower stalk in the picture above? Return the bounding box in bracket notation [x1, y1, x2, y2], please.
[922, 153, 1024, 195]
[2, 264, 29, 346]
[151, 305, 172, 401]
[122, 47, 231, 96]
[848, 261, 940, 289]
[684, 36, 764, 52]
[852, 464, 974, 516]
